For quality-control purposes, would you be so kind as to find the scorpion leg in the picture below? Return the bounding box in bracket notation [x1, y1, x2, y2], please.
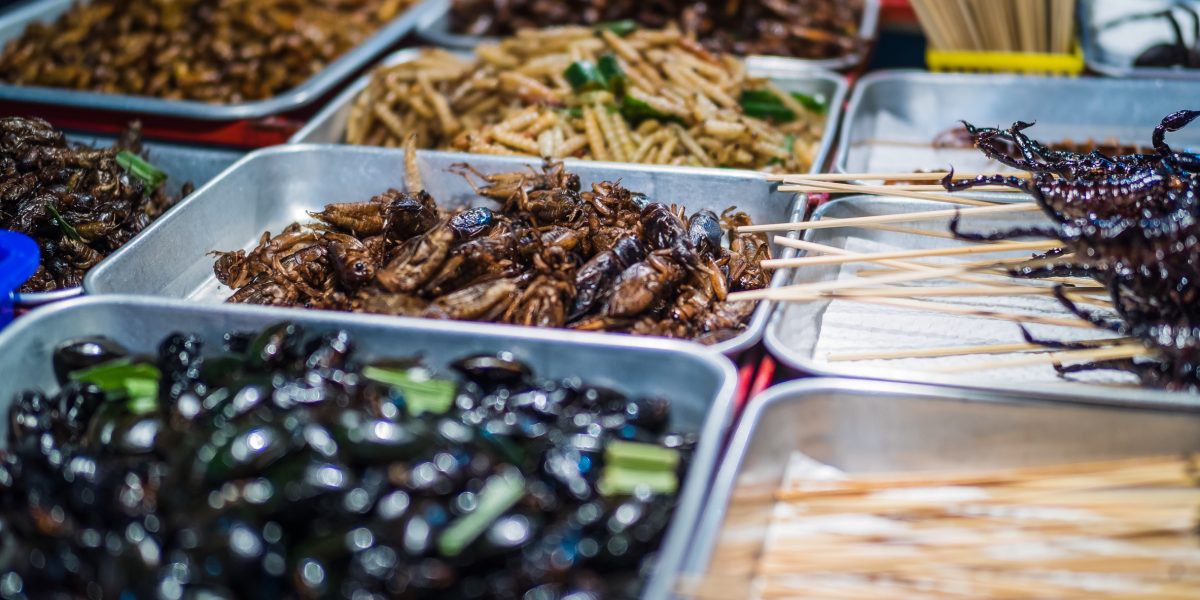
[1017, 325, 1116, 351]
[1152, 109, 1200, 171]
[1008, 262, 1099, 280]
[1052, 285, 1126, 333]
[1053, 358, 1138, 375]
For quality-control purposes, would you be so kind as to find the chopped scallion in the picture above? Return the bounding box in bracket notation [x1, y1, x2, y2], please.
[438, 468, 525, 556]
[116, 150, 168, 190]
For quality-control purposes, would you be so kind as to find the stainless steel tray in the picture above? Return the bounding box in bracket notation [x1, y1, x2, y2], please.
[13, 135, 243, 306]
[290, 49, 849, 177]
[413, 0, 880, 72]
[1081, 0, 1200, 79]
[0, 0, 437, 120]
[763, 195, 1200, 407]
[84, 145, 802, 356]
[0, 295, 737, 600]
[660, 378, 1200, 599]
[836, 70, 1200, 176]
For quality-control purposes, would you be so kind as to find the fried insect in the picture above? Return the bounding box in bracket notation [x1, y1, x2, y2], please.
[215, 161, 769, 344]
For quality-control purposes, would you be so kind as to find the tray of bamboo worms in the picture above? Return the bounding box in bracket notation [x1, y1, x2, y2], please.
[84, 145, 799, 357]
[413, 0, 882, 72]
[1081, 0, 1200, 79]
[290, 32, 847, 175]
[742, 110, 1200, 405]
[835, 71, 1200, 182]
[667, 378, 1200, 600]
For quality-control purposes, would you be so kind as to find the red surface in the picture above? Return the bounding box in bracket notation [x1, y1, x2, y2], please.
[0, 101, 305, 148]
[749, 355, 777, 402]
[880, 0, 916, 24]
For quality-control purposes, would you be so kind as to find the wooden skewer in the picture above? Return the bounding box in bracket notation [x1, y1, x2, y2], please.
[764, 239, 1062, 269]
[782, 183, 1022, 193]
[848, 223, 966, 240]
[831, 297, 1098, 329]
[737, 202, 1041, 234]
[768, 171, 1032, 183]
[771, 236, 1059, 288]
[928, 342, 1151, 374]
[825, 337, 1128, 362]
[777, 179, 999, 206]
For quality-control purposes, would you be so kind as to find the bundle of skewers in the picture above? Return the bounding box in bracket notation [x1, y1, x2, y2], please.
[740, 453, 1200, 599]
[732, 109, 1200, 392]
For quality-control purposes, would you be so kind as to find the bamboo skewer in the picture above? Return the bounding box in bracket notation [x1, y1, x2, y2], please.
[831, 297, 1098, 329]
[764, 239, 1061, 270]
[777, 179, 999, 206]
[782, 183, 1021, 193]
[768, 171, 1031, 183]
[928, 342, 1151, 374]
[825, 338, 1128, 362]
[737, 202, 1041, 234]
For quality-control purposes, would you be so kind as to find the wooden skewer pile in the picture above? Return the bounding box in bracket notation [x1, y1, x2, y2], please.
[744, 454, 1200, 599]
[912, 0, 1077, 54]
[736, 172, 1152, 377]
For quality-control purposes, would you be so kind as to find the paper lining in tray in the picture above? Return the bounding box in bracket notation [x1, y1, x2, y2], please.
[764, 195, 1179, 399]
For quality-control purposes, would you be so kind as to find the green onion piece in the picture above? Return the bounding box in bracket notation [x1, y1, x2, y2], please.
[560, 107, 584, 119]
[783, 133, 797, 155]
[363, 366, 456, 415]
[606, 440, 681, 471]
[790, 91, 828, 114]
[738, 89, 828, 122]
[598, 465, 678, 497]
[70, 358, 161, 392]
[438, 469, 525, 556]
[594, 19, 638, 37]
[620, 96, 676, 124]
[45, 203, 82, 243]
[116, 150, 168, 190]
[564, 61, 607, 92]
[597, 54, 627, 97]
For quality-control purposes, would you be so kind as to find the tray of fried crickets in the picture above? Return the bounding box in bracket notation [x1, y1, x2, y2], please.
[836, 70, 1200, 179]
[760, 193, 1200, 408]
[84, 145, 803, 357]
[660, 378, 1200, 599]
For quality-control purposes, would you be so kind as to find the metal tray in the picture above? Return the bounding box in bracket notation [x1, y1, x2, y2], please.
[13, 134, 243, 306]
[836, 70, 1200, 176]
[84, 145, 802, 357]
[0, 295, 737, 600]
[1081, 0, 1200, 79]
[763, 194, 1200, 408]
[659, 378, 1200, 599]
[290, 49, 849, 176]
[413, 0, 880, 72]
[0, 0, 437, 120]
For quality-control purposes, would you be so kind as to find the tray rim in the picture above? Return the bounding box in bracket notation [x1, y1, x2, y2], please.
[763, 194, 1200, 409]
[82, 143, 802, 357]
[0, 0, 439, 120]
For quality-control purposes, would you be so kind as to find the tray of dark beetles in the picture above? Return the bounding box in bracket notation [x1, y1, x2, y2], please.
[0, 296, 737, 599]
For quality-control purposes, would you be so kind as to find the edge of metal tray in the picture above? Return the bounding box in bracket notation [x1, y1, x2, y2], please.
[0, 0, 439, 120]
[762, 194, 1200, 410]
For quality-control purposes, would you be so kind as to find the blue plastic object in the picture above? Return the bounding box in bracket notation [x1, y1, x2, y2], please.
[0, 231, 40, 328]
